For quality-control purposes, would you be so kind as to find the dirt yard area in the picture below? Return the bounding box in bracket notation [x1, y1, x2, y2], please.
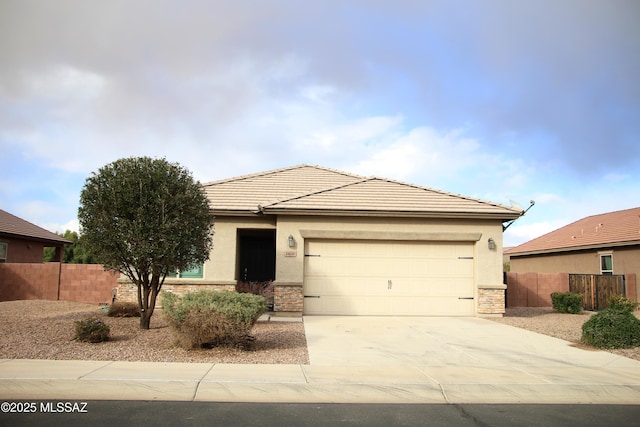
[0, 300, 309, 364]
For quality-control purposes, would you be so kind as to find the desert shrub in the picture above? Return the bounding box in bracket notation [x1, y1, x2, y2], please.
[162, 290, 268, 349]
[107, 301, 141, 317]
[581, 308, 640, 349]
[74, 317, 110, 343]
[607, 294, 638, 313]
[550, 292, 583, 314]
[236, 281, 274, 309]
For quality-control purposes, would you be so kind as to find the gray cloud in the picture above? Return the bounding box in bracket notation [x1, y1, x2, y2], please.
[1, 0, 638, 178]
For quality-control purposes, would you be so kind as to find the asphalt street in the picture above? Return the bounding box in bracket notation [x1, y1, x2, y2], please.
[2, 401, 640, 427]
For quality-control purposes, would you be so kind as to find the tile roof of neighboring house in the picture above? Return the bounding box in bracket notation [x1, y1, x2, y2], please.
[0, 209, 72, 245]
[203, 164, 522, 220]
[506, 206, 640, 256]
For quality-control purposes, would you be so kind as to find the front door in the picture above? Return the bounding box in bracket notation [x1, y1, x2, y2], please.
[238, 229, 276, 282]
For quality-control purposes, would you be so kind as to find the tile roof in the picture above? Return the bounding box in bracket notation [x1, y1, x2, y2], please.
[263, 177, 521, 218]
[506, 206, 640, 255]
[202, 164, 363, 212]
[203, 164, 522, 219]
[0, 209, 72, 245]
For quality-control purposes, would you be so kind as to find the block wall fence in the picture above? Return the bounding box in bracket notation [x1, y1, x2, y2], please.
[0, 263, 118, 304]
[0, 263, 303, 313]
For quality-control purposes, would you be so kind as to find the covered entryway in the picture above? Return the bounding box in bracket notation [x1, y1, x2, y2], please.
[303, 239, 475, 315]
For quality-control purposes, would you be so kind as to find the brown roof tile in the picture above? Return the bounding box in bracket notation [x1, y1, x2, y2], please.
[506, 206, 640, 255]
[0, 209, 72, 245]
[203, 164, 522, 219]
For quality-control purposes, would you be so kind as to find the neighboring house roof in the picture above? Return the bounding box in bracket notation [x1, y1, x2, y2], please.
[203, 164, 522, 220]
[0, 209, 72, 245]
[506, 206, 640, 256]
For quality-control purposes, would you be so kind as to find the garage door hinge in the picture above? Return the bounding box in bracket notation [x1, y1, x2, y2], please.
[304, 254, 321, 257]
[304, 295, 320, 298]
[458, 256, 474, 259]
[458, 297, 474, 300]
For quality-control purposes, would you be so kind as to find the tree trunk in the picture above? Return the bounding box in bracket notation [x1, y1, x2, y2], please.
[140, 310, 152, 329]
[138, 274, 160, 330]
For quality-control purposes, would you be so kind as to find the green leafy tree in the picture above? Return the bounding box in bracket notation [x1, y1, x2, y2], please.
[78, 157, 214, 329]
[44, 230, 95, 263]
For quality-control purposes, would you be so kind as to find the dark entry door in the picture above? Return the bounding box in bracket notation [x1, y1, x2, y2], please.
[238, 231, 276, 282]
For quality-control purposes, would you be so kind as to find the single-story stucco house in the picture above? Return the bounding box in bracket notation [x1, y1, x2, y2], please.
[118, 164, 523, 317]
[0, 209, 71, 263]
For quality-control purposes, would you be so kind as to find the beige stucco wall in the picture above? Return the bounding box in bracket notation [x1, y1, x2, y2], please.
[509, 246, 640, 276]
[202, 216, 276, 283]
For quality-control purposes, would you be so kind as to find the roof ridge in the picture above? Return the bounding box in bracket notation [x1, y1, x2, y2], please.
[366, 176, 523, 213]
[262, 177, 371, 208]
[201, 164, 363, 187]
[580, 206, 640, 221]
[201, 164, 308, 186]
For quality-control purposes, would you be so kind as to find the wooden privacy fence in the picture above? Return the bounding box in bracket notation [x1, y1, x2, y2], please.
[569, 274, 625, 311]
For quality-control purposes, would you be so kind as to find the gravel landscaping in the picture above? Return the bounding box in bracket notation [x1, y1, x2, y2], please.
[0, 300, 309, 364]
[1, 301, 638, 364]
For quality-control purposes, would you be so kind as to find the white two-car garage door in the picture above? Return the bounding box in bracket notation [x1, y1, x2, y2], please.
[303, 239, 475, 316]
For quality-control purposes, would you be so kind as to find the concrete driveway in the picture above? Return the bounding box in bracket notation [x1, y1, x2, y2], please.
[302, 315, 640, 403]
[303, 315, 639, 368]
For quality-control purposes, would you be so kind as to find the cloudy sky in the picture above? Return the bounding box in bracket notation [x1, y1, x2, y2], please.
[1, 1, 638, 247]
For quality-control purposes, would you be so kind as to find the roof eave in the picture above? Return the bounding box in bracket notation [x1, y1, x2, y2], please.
[210, 209, 263, 217]
[261, 207, 522, 220]
[0, 232, 72, 246]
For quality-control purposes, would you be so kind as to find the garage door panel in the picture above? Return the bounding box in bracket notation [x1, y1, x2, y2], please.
[392, 279, 472, 296]
[305, 278, 390, 296]
[304, 240, 475, 316]
[306, 258, 391, 277]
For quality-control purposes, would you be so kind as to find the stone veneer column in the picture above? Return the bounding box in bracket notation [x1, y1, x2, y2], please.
[477, 284, 506, 317]
[274, 283, 303, 313]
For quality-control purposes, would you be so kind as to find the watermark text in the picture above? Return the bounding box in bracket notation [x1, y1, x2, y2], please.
[1, 401, 88, 414]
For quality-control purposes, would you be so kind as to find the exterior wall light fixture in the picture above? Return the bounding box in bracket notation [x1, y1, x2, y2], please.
[288, 234, 296, 248]
[488, 237, 496, 250]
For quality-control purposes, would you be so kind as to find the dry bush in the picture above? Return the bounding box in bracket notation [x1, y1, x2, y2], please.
[108, 302, 141, 317]
[162, 290, 267, 350]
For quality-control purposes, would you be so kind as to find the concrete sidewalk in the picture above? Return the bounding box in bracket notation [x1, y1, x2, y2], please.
[1, 358, 639, 404]
[1, 316, 640, 404]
